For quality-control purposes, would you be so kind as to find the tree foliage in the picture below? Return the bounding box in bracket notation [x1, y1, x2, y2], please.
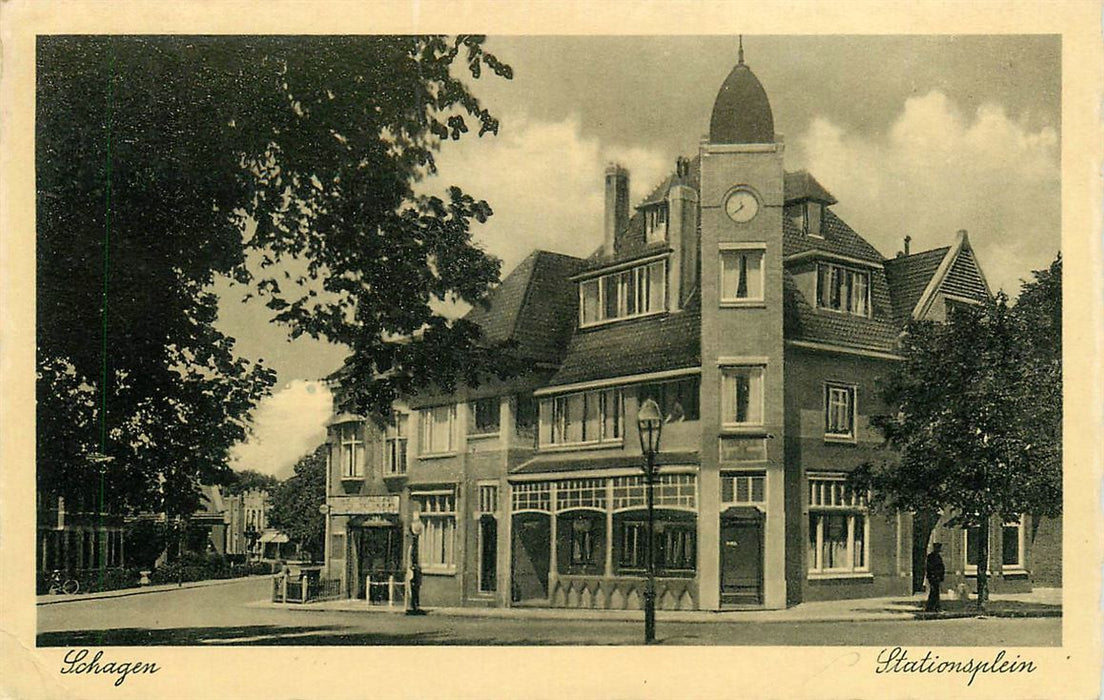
[37, 36, 514, 517]
[223, 469, 280, 496]
[268, 445, 327, 560]
[853, 256, 1062, 605]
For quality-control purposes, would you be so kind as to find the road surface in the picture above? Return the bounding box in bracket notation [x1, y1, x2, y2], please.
[38, 577, 1061, 646]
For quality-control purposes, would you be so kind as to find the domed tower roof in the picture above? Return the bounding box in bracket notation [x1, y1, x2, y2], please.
[708, 40, 775, 144]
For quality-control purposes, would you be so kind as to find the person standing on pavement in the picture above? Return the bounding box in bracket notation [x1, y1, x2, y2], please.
[925, 542, 945, 612]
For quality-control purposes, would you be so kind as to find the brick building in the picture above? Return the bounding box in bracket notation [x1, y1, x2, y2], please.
[321, 49, 1055, 610]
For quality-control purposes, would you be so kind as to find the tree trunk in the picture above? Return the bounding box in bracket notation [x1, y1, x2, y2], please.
[975, 516, 990, 612]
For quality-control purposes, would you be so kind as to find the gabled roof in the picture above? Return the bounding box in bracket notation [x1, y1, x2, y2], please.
[883, 246, 950, 324]
[905, 231, 992, 319]
[548, 298, 702, 387]
[465, 250, 587, 365]
[783, 208, 885, 264]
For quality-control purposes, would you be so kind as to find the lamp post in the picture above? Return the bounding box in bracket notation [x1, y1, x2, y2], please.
[636, 398, 663, 645]
[406, 510, 425, 615]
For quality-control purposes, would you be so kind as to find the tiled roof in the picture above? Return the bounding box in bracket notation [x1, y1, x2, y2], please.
[783, 170, 837, 205]
[783, 271, 901, 353]
[587, 156, 701, 270]
[548, 301, 702, 387]
[883, 247, 950, 323]
[465, 250, 586, 364]
[783, 208, 885, 263]
[511, 450, 699, 476]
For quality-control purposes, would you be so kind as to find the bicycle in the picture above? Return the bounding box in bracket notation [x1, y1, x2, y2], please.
[47, 569, 80, 595]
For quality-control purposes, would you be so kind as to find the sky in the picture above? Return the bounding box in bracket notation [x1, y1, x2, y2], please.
[223, 35, 1061, 479]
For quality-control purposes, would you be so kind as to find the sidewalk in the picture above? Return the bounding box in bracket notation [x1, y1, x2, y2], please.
[36, 574, 271, 606]
[253, 587, 1061, 624]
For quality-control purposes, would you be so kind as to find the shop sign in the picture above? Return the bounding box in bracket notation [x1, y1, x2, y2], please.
[329, 495, 400, 516]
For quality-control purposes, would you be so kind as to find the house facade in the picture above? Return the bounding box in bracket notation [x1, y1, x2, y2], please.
[321, 50, 1048, 610]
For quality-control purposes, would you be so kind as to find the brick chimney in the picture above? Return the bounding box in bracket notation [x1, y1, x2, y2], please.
[904, 235, 911, 256]
[604, 164, 629, 256]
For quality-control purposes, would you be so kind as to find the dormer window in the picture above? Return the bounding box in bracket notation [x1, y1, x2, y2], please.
[787, 201, 824, 237]
[816, 262, 870, 317]
[579, 260, 666, 327]
[645, 204, 668, 243]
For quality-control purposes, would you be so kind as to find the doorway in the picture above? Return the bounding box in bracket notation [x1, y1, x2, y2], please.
[351, 525, 402, 601]
[719, 513, 763, 606]
[510, 513, 550, 603]
[479, 515, 497, 593]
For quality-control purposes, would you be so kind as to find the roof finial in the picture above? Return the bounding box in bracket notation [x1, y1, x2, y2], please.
[738, 35, 744, 65]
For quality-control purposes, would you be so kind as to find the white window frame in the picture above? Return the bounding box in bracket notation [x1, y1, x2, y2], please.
[824, 382, 857, 442]
[720, 364, 766, 429]
[539, 388, 623, 449]
[336, 422, 365, 479]
[720, 471, 767, 505]
[384, 413, 409, 476]
[419, 404, 457, 457]
[807, 474, 870, 577]
[412, 490, 457, 574]
[719, 243, 766, 305]
[964, 516, 1026, 574]
[578, 260, 667, 328]
[814, 262, 872, 317]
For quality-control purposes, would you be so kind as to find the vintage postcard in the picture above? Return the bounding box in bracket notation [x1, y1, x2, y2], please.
[1, 1, 1101, 698]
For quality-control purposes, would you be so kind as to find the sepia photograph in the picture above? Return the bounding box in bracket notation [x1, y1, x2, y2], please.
[3, 2, 1101, 698]
[33, 32, 1063, 647]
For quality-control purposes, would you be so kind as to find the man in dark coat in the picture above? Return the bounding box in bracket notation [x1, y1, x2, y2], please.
[925, 542, 945, 612]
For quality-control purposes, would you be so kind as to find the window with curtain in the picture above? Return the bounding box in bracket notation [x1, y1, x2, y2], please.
[541, 389, 623, 447]
[413, 492, 456, 571]
[384, 413, 408, 475]
[720, 248, 764, 302]
[721, 366, 764, 426]
[336, 422, 365, 478]
[816, 263, 871, 316]
[807, 475, 868, 575]
[578, 260, 667, 326]
[419, 405, 455, 455]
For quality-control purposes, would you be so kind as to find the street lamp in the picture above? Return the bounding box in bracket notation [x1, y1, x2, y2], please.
[636, 398, 663, 645]
[406, 510, 426, 615]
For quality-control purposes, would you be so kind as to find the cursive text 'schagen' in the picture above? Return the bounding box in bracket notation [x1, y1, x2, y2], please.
[60, 649, 160, 687]
[875, 647, 1036, 686]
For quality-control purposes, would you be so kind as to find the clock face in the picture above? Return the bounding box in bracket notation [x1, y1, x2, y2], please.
[725, 189, 759, 223]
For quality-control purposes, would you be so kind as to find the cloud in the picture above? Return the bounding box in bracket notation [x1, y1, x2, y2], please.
[791, 90, 1060, 297]
[230, 379, 332, 479]
[428, 112, 673, 272]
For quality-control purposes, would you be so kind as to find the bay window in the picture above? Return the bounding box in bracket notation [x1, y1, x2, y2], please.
[807, 475, 869, 575]
[578, 260, 667, 326]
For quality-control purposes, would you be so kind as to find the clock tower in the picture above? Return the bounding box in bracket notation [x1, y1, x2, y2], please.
[697, 44, 788, 610]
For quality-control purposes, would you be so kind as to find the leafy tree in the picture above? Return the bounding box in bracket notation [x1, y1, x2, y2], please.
[224, 469, 280, 496]
[853, 286, 1061, 609]
[268, 445, 327, 561]
[37, 36, 514, 518]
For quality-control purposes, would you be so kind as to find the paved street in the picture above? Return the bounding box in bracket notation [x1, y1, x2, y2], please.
[38, 577, 1060, 646]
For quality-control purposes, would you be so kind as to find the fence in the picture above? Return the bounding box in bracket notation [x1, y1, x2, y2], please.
[271, 571, 408, 606]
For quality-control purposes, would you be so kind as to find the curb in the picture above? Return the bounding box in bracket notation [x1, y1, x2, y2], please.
[36, 574, 272, 606]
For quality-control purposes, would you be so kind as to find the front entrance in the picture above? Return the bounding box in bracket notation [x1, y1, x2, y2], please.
[350, 524, 402, 601]
[719, 512, 763, 606]
[510, 513, 550, 603]
[479, 515, 497, 593]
